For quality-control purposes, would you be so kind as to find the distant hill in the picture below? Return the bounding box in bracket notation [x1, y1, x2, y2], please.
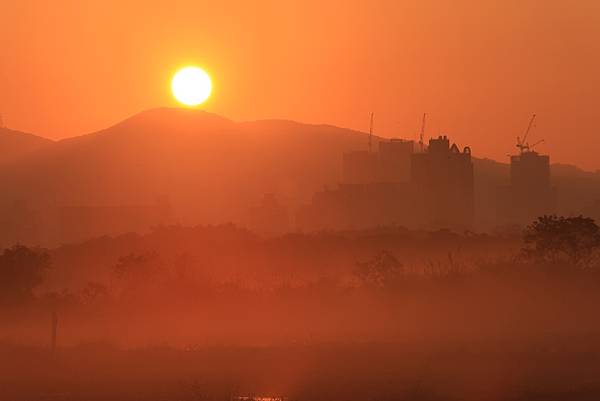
[0, 108, 375, 234]
[0, 127, 53, 164]
[0, 108, 598, 246]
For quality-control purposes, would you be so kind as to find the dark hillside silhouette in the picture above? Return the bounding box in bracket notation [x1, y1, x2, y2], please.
[0, 108, 599, 247]
[0, 109, 377, 246]
[0, 127, 53, 164]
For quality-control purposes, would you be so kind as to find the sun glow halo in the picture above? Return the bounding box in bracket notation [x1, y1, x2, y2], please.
[171, 66, 212, 106]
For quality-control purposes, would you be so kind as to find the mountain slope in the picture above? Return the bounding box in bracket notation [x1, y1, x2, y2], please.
[0, 127, 53, 164]
[0, 108, 375, 224]
[0, 108, 598, 246]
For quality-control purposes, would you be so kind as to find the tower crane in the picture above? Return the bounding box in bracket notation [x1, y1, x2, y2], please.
[528, 139, 545, 151]
[516, 114, 538, 154]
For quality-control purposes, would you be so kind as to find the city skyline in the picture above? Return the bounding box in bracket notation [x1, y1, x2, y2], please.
[2, 1, 600, 170]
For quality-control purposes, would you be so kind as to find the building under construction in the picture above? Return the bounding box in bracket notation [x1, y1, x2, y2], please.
[298, 138, 418, 231]
[342, 139, 414, 185]
[498, 150, 556, 224]
[297, 133, 475, 231]
[497, 115, 557, 224]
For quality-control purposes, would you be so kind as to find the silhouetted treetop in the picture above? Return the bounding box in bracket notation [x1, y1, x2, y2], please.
[0, 245, 51, 304]
[523, 215, 600, 267]
[113, 252, 164, 281]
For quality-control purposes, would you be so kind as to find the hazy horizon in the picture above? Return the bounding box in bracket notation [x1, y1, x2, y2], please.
[3, 1, 600, 170]
[3, 3, 600, 400]
[4, 106, 599, 174]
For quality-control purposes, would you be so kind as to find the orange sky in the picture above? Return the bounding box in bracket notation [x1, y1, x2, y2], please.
[1, 0, 600, 170]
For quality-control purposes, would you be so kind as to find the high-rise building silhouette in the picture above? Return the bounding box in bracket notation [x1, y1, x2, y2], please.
[378, 139, 414, 183]
[342, 139, 414, 184]
[299, 139, 417, 231]
[298, 136, 474, 231]
[410, 136, 474, 229]
[498, 150, 556, 224]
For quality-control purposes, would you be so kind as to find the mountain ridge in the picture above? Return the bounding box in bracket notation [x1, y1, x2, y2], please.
[0, 126, 54, 164]
[10, 108, 596, 175]
[0, 107, 597, 248]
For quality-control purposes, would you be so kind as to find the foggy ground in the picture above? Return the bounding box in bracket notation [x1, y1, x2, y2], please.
[3, 341, 600, 401]
[2, 224, 600, 400]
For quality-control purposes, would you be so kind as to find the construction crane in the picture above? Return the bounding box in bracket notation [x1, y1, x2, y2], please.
[516, 114, 537, 154]
[528, 139, 545, 151]
[368, 112, 374, 153]
[419, 113, 427, 152]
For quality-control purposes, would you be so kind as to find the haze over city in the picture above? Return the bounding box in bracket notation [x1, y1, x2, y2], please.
[2, 1, 600, 170]
[3, 2, 600, 401]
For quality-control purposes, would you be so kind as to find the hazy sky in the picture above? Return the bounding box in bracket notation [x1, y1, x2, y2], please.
[2, 0, 600, 170]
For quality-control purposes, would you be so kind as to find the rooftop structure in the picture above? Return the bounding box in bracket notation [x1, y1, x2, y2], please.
[411, 136, 474, 229]
[342, 139, 415, 185]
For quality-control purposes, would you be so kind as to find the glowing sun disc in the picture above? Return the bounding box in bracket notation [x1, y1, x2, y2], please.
[171, 67, 212, 106]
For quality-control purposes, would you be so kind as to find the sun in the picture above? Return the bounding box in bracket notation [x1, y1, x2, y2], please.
[171, 66, 212, 106]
